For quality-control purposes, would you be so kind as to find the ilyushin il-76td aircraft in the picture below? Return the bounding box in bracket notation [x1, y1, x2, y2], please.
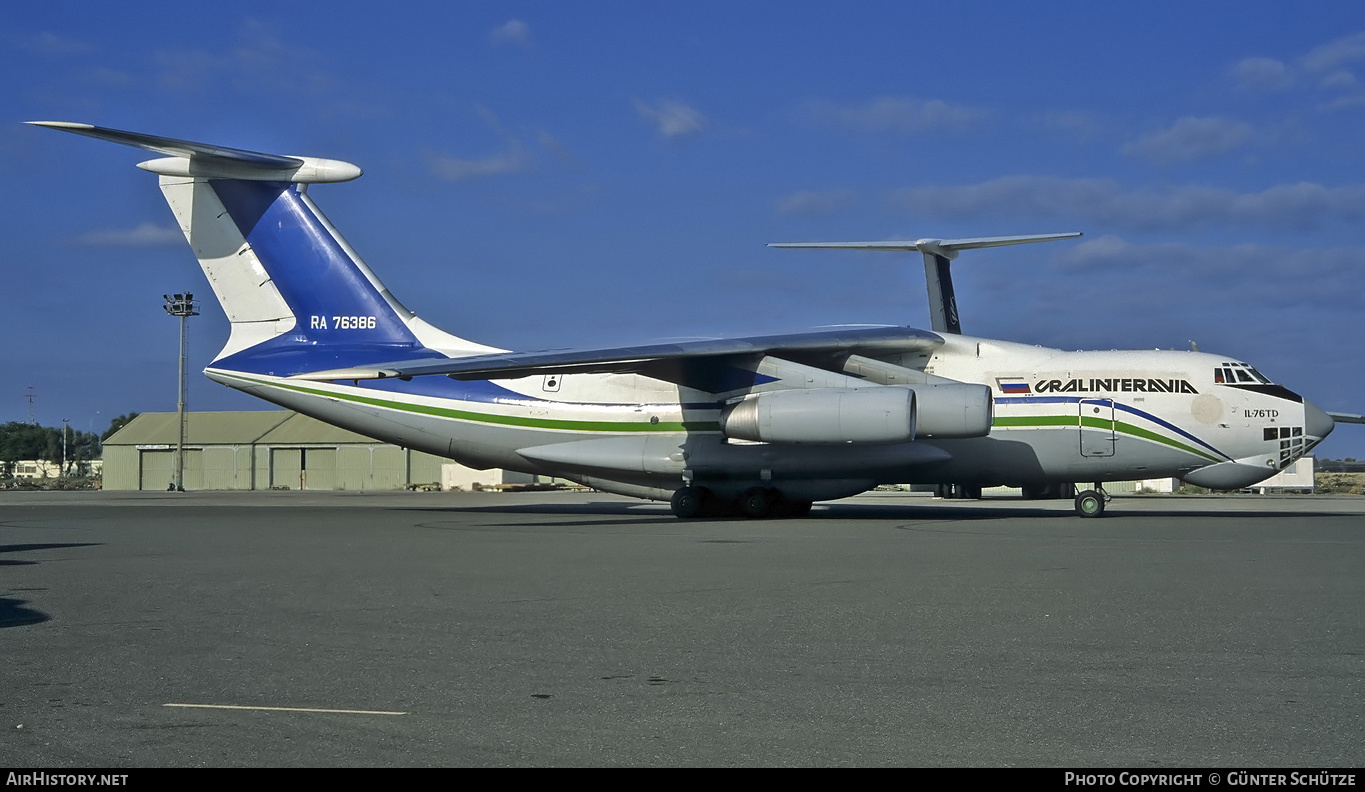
[32, 121, 1362, 518]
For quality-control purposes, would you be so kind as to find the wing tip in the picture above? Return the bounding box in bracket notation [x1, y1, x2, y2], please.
[26, 120, 92, 130]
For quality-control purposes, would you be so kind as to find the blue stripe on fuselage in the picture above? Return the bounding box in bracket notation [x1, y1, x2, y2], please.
[996, 395, 1229, 460]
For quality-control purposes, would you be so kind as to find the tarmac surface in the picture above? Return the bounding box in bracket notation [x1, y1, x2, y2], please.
[1, 489, 1362, 767]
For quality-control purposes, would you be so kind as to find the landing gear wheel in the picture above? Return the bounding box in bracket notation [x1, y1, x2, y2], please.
[1074, 489, 1105, 518]
[670, 486, 706, 518]
[740, 487, 774, 519]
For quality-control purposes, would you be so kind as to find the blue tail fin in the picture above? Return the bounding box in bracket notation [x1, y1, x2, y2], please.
[31, 122, 501, 376]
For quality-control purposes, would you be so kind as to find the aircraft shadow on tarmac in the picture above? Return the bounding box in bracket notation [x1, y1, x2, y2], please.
[0, 542, 102, 566]
[0, 543, 99, 628]
[0, 596, 49, 628]
[398, 501, 1347, 523]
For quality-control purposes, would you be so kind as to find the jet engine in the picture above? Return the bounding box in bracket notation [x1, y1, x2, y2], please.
[720, 387, 915, 444]
[719, 384, 993, 445]
[909, 383, 993, 439]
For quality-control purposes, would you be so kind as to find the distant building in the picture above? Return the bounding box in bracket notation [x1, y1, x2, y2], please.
[11, 459, 103, 479]
[12, 460, 60, 479]
[1250, 456, 1315, 493]
[101, 411, 520, 491]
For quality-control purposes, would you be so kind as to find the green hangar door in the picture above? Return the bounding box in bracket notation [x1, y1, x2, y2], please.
[139, 449, 173, 490]
[270, 448, 338, 490]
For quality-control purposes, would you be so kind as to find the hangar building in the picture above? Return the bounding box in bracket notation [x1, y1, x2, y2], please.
[102, 411, 454, 491]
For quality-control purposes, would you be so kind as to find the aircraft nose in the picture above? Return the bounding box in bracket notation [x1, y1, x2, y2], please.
[1305, 399, 1336, 440]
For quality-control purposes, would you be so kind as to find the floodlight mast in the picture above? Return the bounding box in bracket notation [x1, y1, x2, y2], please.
[162, 293, 198, 492]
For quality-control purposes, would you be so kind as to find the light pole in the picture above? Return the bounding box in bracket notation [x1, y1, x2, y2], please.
[61, 418, 69, 478]
[163, 293, 198, 492]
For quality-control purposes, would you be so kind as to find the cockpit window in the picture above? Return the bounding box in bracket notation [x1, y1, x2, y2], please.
[1216, 363, 1274, 385]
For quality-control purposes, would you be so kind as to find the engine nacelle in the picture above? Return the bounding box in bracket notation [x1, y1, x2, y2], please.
[909, 383, 994, 438]
[720, 387, 916, 444]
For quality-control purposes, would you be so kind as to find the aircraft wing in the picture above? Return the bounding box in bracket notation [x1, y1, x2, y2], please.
[289, 325, 944, 383]
[1327, 411, 1365, 424]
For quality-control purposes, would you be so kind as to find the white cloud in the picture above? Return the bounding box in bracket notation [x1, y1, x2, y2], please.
[1324, 94, 1365, 110]
[635, 99, 705, 141]
[153, 48, 228, 91]
[20, 32, 95, 57]
[1302, 31, 1365, 73]
[1053, 235, 1364, 310]
[1028, 110, 1107, 142]
[984, 236, 1363, 360]
[1124, 116, 1255, 165]
[1225, 32, 1365, 112]
[776, 190, 856, 217]
[802, 96, 989, 133]
[78, 223, 183, 247]
[424, 106, 576, 180]
[1321, 69, 1357, 89]
[428, 143, 533, 180]
[1228, 57, 1292, 92]
[489, 19, 531, 49]
[890, 176, 1365, 232]
[90, 67, 133, 87]
[153, 20, 333, 95]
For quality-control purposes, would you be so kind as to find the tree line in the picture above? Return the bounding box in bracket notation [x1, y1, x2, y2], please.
[0, 413, 138, 478]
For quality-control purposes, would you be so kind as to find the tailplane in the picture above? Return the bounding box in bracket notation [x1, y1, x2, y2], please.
[29, 122, 500, 376]
[769, 233, 1082, 334]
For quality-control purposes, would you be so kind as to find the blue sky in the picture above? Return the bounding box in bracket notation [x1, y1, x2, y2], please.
[3, 1, 1364, 458]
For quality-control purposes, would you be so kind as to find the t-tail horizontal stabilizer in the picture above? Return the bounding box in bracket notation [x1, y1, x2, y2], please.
[769, 233, 1082, 334]
[26, 121, 362, 183]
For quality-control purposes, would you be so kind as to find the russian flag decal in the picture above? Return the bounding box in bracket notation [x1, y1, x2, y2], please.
[997, 377, 1031, 394]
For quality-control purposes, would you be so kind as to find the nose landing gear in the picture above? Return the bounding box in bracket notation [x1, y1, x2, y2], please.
[1074, 484, 1110, 518]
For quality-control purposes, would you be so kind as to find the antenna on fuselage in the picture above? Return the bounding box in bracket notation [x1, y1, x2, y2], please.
[768, 232, 1082, 334]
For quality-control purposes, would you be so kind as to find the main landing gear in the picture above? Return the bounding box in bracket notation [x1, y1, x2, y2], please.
[1073, 484, 1110, 518]
[1021, 482, 1075, 500]
[670, 485, 812, 519]
[935, 483, 983, 500]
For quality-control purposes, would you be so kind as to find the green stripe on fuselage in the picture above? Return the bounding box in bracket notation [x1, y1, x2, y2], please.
[224, 372, 1225, 461]
[225, 373, 721, 433]
[993, 414, 1222, 461]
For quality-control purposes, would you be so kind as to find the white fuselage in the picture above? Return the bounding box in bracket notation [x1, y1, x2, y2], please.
[207, 332, 1317, 501]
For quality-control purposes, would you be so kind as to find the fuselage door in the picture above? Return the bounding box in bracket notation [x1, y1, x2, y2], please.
[1079, 398, 1116, 457]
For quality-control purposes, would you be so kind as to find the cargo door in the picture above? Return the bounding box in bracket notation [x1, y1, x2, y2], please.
[1079, 398, 1116, 457]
